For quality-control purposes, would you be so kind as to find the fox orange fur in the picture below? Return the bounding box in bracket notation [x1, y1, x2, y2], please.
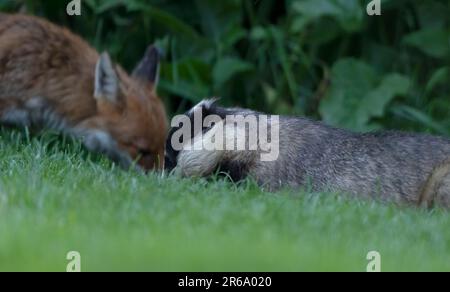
[0, 13, 167, 170]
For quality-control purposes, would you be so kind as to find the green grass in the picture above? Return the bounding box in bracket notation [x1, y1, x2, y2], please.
[1, 128, 450, 272]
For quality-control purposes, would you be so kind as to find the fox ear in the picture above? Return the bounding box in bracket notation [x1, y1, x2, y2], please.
[132, 45, 161, 88]
[94, 52, 119, 104]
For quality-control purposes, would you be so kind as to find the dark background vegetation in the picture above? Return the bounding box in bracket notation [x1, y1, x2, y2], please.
[1, 0, 449, 133]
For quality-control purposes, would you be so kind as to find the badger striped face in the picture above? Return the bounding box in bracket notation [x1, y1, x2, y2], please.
[164, 99, 221, 173]
[164, 100, 280, 180]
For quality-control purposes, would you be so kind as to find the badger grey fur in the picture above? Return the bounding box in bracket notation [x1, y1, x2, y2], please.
[165, 100, 450, 206]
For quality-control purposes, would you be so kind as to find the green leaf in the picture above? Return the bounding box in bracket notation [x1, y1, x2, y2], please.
[250, 27, 268, 41]
[320, 59, 410, 131]
[319, 58, 377, 129]
[93, 0, 124, 14]
[292, 0, 364, 32]
[220, 27, 246, 51]
[159, 80, 208, 103]
[125, 1, 204, 43]
[403, 28, 450, 59]
[357, 74, 411, 127]
[392, 105, 450, 136]
[426, 67, 449, 94]
[159, 57, 211, 102]
[213, 57, 254, 89]
[290, 17, 311, 33]
[270, 26, 299, 105]
[292, 0, 343, 19]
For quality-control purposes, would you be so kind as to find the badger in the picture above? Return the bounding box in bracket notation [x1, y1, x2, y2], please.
[165, 100, 450, 207]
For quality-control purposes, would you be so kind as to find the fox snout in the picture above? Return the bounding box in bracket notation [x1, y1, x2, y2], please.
[138, 151, 161, 171]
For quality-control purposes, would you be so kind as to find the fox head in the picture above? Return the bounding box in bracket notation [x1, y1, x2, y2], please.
[84, 45, 167, 171]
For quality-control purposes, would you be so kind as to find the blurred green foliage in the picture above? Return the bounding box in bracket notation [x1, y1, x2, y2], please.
[0, 0, 449, 133]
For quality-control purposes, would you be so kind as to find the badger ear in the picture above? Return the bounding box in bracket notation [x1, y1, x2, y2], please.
[94, 52, 119, 104]
[132, 45, 161, 88]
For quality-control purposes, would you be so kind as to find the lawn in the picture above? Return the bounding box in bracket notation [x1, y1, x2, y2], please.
[1, 128, 450, 272]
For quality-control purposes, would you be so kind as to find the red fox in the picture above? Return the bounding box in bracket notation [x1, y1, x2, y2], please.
[0, 13, 167, 170]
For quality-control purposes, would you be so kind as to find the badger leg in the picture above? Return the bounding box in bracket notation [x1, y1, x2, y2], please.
[418, 158, 450, 209]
